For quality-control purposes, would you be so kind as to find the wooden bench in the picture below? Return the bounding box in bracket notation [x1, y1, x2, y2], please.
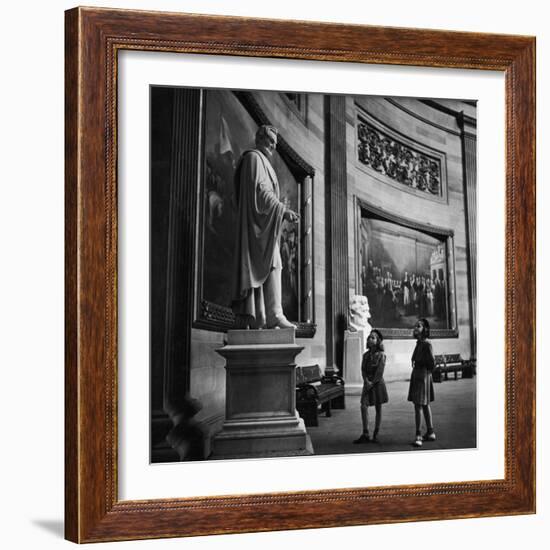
[295, 365, 345, 427]
[433, 354, 476, 382]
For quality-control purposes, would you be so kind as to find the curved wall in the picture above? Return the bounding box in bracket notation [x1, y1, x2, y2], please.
[347, 96, 474, 382]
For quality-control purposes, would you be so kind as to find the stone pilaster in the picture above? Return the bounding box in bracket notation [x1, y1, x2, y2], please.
[163, 88, 202, 415]
[324, 95, 349, 375]
[459, 113, 477, 358]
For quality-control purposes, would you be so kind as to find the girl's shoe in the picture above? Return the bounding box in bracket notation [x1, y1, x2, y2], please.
[353, 433, 370, 444]
[423, 431, 436, 441]
[413, 435, 423, 447]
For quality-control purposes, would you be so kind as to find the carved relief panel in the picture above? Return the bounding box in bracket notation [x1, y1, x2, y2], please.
[355, 105, 448, 204]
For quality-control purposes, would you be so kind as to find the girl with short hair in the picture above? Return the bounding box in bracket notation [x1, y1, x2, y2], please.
[353, 329, 389, 444]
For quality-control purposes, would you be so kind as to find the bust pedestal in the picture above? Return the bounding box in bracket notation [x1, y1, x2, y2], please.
[344, 329, 365, 390]
[212, 328, 313, 458]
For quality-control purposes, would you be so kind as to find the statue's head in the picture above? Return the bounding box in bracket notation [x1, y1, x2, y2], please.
[256, 125, 278, 159]
[349, 294, 371, 329]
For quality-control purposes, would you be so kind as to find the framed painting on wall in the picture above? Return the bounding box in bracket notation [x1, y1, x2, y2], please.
[356, 199, 459, 339]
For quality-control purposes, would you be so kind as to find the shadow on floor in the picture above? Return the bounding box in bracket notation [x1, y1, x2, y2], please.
[31, 519, 64, 539]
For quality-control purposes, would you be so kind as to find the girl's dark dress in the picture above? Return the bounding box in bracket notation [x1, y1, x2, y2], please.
[360, 350, 389, 406]
[407, 340, 435, 405]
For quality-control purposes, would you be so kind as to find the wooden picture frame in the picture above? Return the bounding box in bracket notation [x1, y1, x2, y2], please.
[65, 6, 535, 543]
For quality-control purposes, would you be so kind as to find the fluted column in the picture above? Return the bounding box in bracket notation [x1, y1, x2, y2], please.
[459, 113, 477, 358]
[163, 88, 202, 415]
[324, 96, 349, 375]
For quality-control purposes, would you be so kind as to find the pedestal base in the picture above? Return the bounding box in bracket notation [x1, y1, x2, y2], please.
[213, 412, 313, 459]
[212, 328, 313, 459]
[344, 329, 365, 386]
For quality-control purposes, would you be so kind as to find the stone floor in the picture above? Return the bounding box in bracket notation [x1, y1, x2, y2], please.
[308, 377, 476, 455]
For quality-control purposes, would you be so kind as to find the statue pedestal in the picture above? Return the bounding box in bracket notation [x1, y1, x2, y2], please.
[343, 329, 365, 390]
[213, 328, 313, 458]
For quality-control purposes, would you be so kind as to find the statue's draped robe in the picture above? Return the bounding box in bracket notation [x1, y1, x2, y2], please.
[232, 149, 285, 322]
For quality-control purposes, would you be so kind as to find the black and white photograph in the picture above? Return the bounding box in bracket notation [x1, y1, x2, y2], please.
[150, 87, 477, 462]
[2, 0, 544, 548]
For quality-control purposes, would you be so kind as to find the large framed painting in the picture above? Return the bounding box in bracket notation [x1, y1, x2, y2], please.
[356, 199, 459, 339]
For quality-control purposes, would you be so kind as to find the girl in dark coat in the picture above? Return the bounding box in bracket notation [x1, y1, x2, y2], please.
[353, 329, 389, 444]
[407, 318, 436, 447]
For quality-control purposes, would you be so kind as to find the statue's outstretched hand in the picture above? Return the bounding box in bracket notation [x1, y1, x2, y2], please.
[283, 208, 300, 223]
